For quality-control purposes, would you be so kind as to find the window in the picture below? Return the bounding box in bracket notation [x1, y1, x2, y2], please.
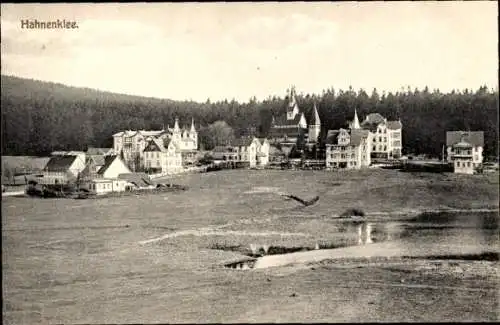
[156, 152, 159, 159]
[467, 162, 471, 167]
[455, 161, 459, 167]
[156, 160, 160, 166]
[379, 137, 382, 142]
[383, 146, 387, 151]
[384, 137, 387, 142]
[351, 153, 355, 159]
[373, 146, 376, 151]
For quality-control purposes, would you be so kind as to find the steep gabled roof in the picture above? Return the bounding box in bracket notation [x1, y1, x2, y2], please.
[310, 103, 320, 125]
[44, 155, 77, 172]
[325, 130, 340, 145]
[97, 155, 119, 175]
[446, 131, 484, 147]
[144, 138, 167, 152]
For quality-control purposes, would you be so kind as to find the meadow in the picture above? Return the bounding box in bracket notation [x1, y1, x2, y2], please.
[2, 169, 499, 323]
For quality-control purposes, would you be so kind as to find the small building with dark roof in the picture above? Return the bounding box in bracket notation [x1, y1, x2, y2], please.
[40, 153, 87, 185]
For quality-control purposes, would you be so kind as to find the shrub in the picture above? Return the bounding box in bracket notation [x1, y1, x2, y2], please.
[340, 208, 365, 218]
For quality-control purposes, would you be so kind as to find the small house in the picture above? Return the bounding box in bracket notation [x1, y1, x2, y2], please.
[446, 131, 484, 174]
[40, 154, 86, 185]
[85, 178, 129, 195]
[95, 155, 131, 179]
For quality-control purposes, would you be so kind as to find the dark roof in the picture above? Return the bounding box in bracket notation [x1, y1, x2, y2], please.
[268, 126, 303, 138]
[86, 147, 111, 155]
[272, 113, 304, 127]
[325, 129, 369, 146]
[44, 155, 77, 172]
[349, 129, 370, 146]
[97, 155, 118, 175]
[446, 131, 484, 147]
[360, 121, 379, 132]
[386, 120, 402, 130]
[325, 130, 340, 145]
[310, 104, 320, 125]
[118, 173, 154, 187]
[144, 138, 167, 152]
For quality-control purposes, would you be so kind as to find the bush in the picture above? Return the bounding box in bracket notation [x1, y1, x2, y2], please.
[340, 208, 365, 218]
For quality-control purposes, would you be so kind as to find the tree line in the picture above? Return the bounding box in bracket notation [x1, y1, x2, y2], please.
[1, 75, 498, 159]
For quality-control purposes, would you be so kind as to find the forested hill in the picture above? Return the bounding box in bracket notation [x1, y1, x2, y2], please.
[1, 74, 498, 158]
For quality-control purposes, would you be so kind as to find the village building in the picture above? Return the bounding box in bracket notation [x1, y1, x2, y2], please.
[143, 137, 183, 175]
[211, 137, 270, 168]
[348, 111, 403, 160]
[325, 128, 372, 170]
[446, 131, 484, 174]
[268, 87, 321, 152]
[212, 146, 239, 162]
[39, 152, 87, 184]
[85, 178, 129, 195]
[112, 117, 198, 171]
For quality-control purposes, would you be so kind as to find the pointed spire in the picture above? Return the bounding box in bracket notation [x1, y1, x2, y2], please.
[174, 117, 180, 131]
[352, 108, 360, 129]
[312, 102, 320, 125]
[190, 117, 196, 133]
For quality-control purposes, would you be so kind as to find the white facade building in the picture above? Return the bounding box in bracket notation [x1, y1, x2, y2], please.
[446, 131, 484, 174]
[349, 111, 403, 160]
[112, 117, 198, 170]
[325, 128, 372, 170]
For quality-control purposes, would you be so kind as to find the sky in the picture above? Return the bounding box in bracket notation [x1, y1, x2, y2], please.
[1, 2, 498, 103]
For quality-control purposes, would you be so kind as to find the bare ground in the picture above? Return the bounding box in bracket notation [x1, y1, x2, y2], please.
[2, 169, 499, 323]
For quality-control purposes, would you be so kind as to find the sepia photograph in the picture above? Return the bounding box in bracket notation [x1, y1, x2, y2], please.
[1, 1, 499, 323]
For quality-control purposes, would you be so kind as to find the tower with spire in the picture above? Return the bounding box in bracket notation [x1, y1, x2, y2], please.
[287, 86, 300, 121]
[351, 108, 361, 130]
[308, 102, 321, 143]
[189, 118, 198, 150]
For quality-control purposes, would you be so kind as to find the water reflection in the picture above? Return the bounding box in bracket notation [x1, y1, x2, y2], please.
[352, 222, 402, 245]
[347, 212, 499, 254]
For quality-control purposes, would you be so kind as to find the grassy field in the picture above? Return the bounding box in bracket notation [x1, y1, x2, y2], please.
[2, 169, 499, 323]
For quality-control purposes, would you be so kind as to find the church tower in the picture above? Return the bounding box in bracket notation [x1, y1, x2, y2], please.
[287, 86, 300, 121]
[351, 108, 361, 129]
[308, 102, 321, 143]
[189, 118, 198, 150]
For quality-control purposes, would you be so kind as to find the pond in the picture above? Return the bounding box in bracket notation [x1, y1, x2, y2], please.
[224, 211, 499, 269]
